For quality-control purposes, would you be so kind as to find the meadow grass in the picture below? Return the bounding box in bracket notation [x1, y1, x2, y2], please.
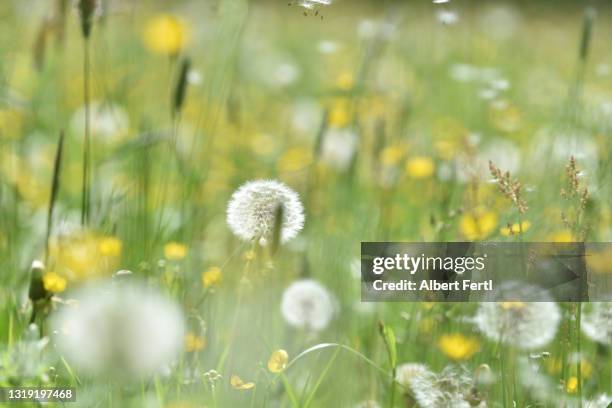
[0, 0, 611, 407]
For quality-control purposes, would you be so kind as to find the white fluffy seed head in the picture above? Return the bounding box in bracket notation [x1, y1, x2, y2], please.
[226, 180, 305, 245]
[281, 279, 336, 331]
[408, 365, 477, 408]
[50, 282, 184, 379]
[581, 302, 611, 345]
[474, 298, 561, 350]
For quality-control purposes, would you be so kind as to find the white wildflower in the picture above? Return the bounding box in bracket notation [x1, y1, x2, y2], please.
[71, 101, 129, 144]
[226, 180, 305, 245]
[50, 282, 184, 379]
[281, 279, 336, 331]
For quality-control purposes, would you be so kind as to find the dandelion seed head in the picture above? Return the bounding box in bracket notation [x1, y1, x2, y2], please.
[473, 284, 561, 349]
[227, 180, 305, 245]
[409, 365, 476, 408]
[51, 282, 185, 379]
[395, 362, 432, 389]
[437, 10, 458, 25]
[321, 129, 358, 171]
[585, 393, 612, 408]
[581, 302, 611, 345]
[281, 279, 335, 331]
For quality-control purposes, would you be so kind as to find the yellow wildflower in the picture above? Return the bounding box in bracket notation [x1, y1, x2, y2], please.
[164, 242, 188, 260]
[419, 317, 435, 335]
[267, 349, 289, 373]
[98, 236, 123, 257]
[243, 249, 256, 261]
[500, 221, 531, 236]
[437, 334, 480, 361]
[491, 102, 522, 133]
[202, 266, 222, 288]
[328, 99, 350, 128]
[459, 209, 497, 240]
[48, 231, 119, 281]
[379, 145, 405, 167]
[42, 272, 67, 293]
[500, 301, 525, 310]
[184, 333, 206, 352]
[277, 147, 312, 173]
[336, 71, 354, 91]
[406, 156, 435, 179]
[566, 376, 578, 393]
[230, 375, 255, 390]
[143, 14, 189, 56]
[547, 230, 575, 243]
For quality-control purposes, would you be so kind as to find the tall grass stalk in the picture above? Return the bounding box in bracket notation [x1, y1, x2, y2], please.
[45, 131, 64, 264]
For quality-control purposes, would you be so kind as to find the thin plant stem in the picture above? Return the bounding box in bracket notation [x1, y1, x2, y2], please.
[81, 37, 91, 226]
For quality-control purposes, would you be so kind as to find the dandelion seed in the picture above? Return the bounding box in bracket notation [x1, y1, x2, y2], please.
[267, 349, 289, 373]
[581, 302, 611, 345]
[473, 284, 561, 349]
[281, 279, 335, 331]
[50, 282, 185, 378]
[226, 180, 305, 246]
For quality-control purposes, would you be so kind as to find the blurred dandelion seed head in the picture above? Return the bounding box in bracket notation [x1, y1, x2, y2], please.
[474, 287, 561, 349]
[281, 279, 336, 331]
[51, 282, 185, 379]
[226, 180, 304, 245]
[581, 302, 611, 345]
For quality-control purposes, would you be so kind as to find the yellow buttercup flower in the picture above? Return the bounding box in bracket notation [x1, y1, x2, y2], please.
[437, 333, 480, 361]
[143, 14, 189, 56]
[500, 221, 531, 236]
[230, 375, 255, 390]
[547, 230, 575, 243]
[406, 156, 435, 179]
[459, 209, 497, 240]
[267, 349, 289, 373]
[164, 242, 188, 260]
[202, 266, 222, 288]
[98, 236, 123, 257]
[500, 301, 525, 310]
[277, 147, 312, 173]
[328, 99, 350, 128]
[565, 376, 578, 393]
[336, 71, 354, 91]
[379, 145, 405, 167]
[42, 272, 67, 293]
[48, 231, 121, 281]
[184, 333, 206, 352]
